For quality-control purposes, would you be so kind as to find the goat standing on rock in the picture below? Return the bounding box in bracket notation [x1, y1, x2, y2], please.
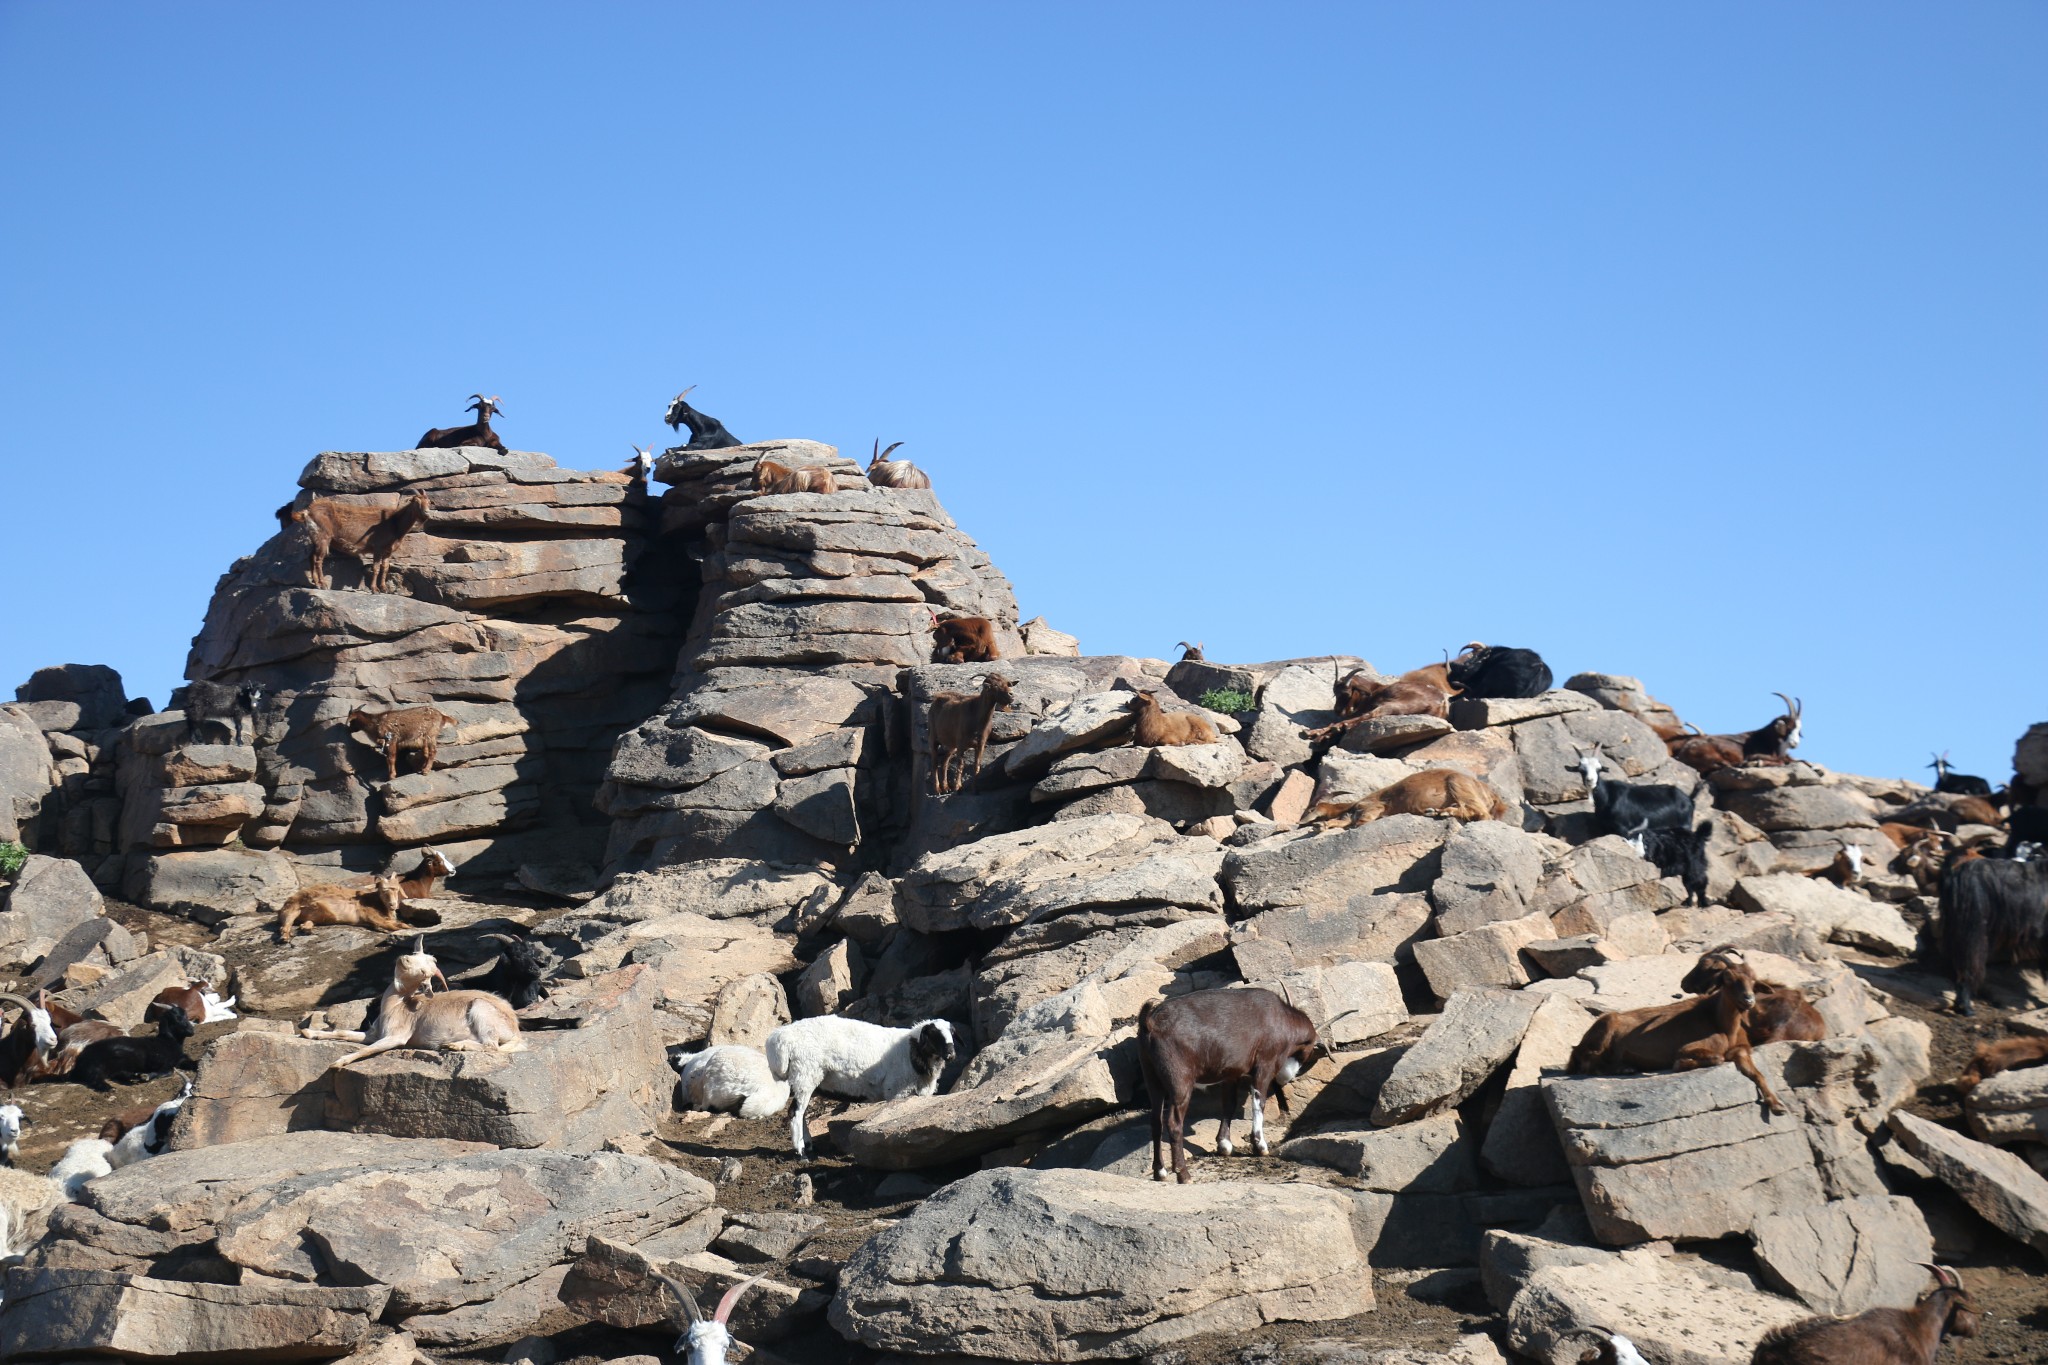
[292, 492, 430, 593]
[1138, 987, 1324, 1184]
[925, 673, 1012, 794]
[764, 1016, 955, 1159]
[182, 679, 266, 743]
[347, 704, 455, 779]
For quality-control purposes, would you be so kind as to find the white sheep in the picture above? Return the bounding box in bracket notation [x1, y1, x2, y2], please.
[672, 1045, 791, 1120]
[48, 1138, 113, 1200]
[0, 1104, 25, 1166]
[763, 1016, 956, 1158]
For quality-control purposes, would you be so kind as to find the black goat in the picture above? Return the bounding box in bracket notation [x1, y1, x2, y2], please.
[466, 932, 554, 1009]
[2005, 805, 2048, 858]
[1929, 751, 1994, 798]
[182, 680, 266, 743]
[1931, 856, 2048, 1015]
[664, 386, 742, 450]
[67, 1007, 195, 1092]
[418, 394, 507, 452]
[1447, 642, 1553, 699]
[1640, 821, 1713, 907]
[1572, 746, 1696, 838]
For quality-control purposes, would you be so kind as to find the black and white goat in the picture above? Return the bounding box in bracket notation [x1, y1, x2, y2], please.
[182, 680, 266, 743]
[107, 1080, 191, 1168]
[1929, 751, 1994, 798]
[1447, 642, 1553, 699]
[465, 932, 554, 1009]
[1572, 745, 1696, 843]
[1137, 986, 1324, 1184]
[762, 1016, 955, 1158]
[665, 386, 742, 450]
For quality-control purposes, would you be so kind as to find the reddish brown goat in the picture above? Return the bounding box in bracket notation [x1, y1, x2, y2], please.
[930, 613, 999, 664]
[1880, 821, 1943, 850]
[1310, 662, 1461, 742]
[344, 847, 456, 903]
[926, 674, 1014, 794]
[1670, 692, 1802, 775]
[1311, 769, 1507, 828]
[1569, 949, 1787, 1113]
[753, 458, 835, 494]
[292, 492, 430, 593]
[1127, 691, 1218, 748]
[1749, 1263, 1977, 1365]
[277, 875, 408, 940]
[1955, 1035, 2048, 1091]
[1675, 947, 1827, 1069]
[1138, 987, 1324, 1185]
[417, 394, 507, 452]
[347, 705, 455, 779]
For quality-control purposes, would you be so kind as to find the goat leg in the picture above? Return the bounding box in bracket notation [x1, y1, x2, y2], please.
[1149, 1098, 1166, 1181]
[1214, 1082, 1241, 1157]
[335, 1032, 413, 1068]
[1729, 1043, 1788, 1115]
[1168, 1098, 1192, 1184]
[385, 738, 400, 782]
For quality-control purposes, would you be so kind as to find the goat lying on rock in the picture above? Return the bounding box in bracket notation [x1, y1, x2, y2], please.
[147, 982, 236, 1026]
[1127, 690, 1217, 748]
[331, 941, 525, 1067]
[866, 440, 930, 490]
[0, 1104, 25, 1165]
[1955, 1034, 2048, 1090]
[67, 1007, 195, 1092]
[1568, 948, 1787, 1113]
[753, 458, 835, 494]
[417, 394, 507, 452]
[1311, 769, 1506, 828]
[1750, 1263, 1976, 1365]
[1447, 641, 1553, 699]
[666, 386, 742, 450]
[1670, 693, 1802, 774]
[464, 931, 554, 1009]
[930, 613, 999, 664]
[764, 1016, 955, 1159]
[277, 875, 407, 940]
[347, 704, 455, 779]
[0, 992, 58, 1090]
[926, 673, 1012, 794]
[292, 492, 430, 593]
[1138, 987, 1323, 1185]
[1308, 662, 1461, 742]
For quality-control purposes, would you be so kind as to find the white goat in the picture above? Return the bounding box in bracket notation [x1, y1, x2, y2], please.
[672, 1045, 791, 1120]
[763, 1016, 956, 1158]
[107, 1082, 191, 1169]
[48, 1138, 113, 1200]
[654, 1270, 760, 1365]
[0, 1105, 25, 1166]
[331, 942, 524, 1067]
[0, 1166, 60, 1259]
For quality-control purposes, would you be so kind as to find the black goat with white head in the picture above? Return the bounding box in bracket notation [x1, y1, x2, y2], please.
[1447, 642, 1553, 699]
[665, 386, 742, 450]
[182, 680, 266, 744]
[1572, 745, 1697, 841]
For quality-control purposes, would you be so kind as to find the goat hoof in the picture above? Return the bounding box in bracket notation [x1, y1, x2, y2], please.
[1215, 1139, 1233, 1157]
[1253, 1140, 1270, 1157]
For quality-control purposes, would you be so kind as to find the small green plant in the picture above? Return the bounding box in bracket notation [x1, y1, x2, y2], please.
[0, 842, 27, 878]
[1196, 688, 1256, 715]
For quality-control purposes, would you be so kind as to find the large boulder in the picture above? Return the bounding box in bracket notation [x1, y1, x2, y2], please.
[843, 1033, 1123, 1170]
[829, 1168, 1373, 1360]
[1729, 874, 1916, 955]
[1224, 817, 1450, 919]
[1373, 989, 1542, 1126]
[0, 1269, 388, 1362]
[1501, 1246, 1805, 1365]
[1888, 1110, 2048, 1253]
[0, 704, 55, 843]
[0, 853, 103, 969]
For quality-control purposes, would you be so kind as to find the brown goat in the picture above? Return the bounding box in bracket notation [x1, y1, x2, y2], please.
[1138, 987, 1324, 1185]
[1675, 947, 1827, 1070]
[277, 875, 407, 940]
[1175, 641, 1205, 662]
[1880, 821, 1943, 850]
[1750, 1263, 1977, 1365]
[931, 613, 999, 664]
[293, 492, 430, 593]
[1309, 662, 1462, 742]
[753, 458, 835, 494]
[1127, 691, 1218, 748]
[1311, 769, 1507, 828]
[1569, 949, 1787, 1113]
[1955, 1035, 2048, 1091]
[1670, 692, 1802, 775]
[347, 705, 455, 779]
[417, 394, 507, 452]
[345, 847, 456, 902]
[866, 440, 931, 490]
[1804, 845, 1865, 887]
[926, 674, 1013, 794]
[1946, 794, 2005, 828]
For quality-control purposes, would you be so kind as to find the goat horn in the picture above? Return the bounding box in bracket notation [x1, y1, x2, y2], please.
[713, 1273, 760, 1325]
[1919, 1262, 1961, 1290]
[673, 386, 696, 401]
[468, 393, 486, 403]
[0, 992, 37, 1015]
[1772, 691, 1796, 716]
[651, 1269, 703, 1325]
[881, 441, 905, 459]
[480, 932, 519, 944]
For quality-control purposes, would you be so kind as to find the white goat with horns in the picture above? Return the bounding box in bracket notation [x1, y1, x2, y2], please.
[654, 1269, 760, 1365]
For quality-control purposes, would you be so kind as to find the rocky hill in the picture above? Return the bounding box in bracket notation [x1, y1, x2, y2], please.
[0, 435, 2043, 1365]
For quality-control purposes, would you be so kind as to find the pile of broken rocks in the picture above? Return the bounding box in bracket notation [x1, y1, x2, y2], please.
[0, 438, 2043, 1365]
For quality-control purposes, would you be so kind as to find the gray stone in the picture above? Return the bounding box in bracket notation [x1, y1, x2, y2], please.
[125, 847, 299, 920]
[713, 1211, 826, 1263]
[829, 1168, 1373, 1360]
[708, 972, 791, 1049]
[796, 938, 865, 1017]
[0, 704, 54, 844]
[1480, 995, 1595, 1188]
[773, 767, 860, 845]
[1888, 1110, 2048, 1253]
[1729, 874, 1916, 956]
[0, 1268, 388, 1361]
[1503, 1248, 1805, 1365]
[1001, 692, 1140, 776]
[1231, 894, 1432, 979]
[1281, 1112, 1476, 1192]
[1412, 912, 1556, 998]
[1269, 960, 1407, 1047]
[1749, 1195, 1934, 1315]
[592, 859, 836, 923]
[1342, 714, 1455, 753]
[1721, 784, 1878, 833]
[1374, 990, 1542, 1126]
[844, 1034, 1123, 1170]
[1431, 822, 1548, 935]
[0, 853, 103, 968]
[1224, 816, 1450, 918]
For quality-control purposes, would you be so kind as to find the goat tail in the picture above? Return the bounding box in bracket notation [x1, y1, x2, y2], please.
[764, 1029, 792, 1081]
[1136, 999, 1156, 1038]
[739, 1080, 793, 1120]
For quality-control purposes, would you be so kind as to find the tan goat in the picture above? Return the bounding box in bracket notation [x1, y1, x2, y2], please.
[867, 439, 931, 490]
[753, 458, 836, 494]
[1127, 691, 1218, 747]
[277, 875, 407, 940]
[927, 674, 1014, 794]
[332, 944, 524, 1067]
[1311, 769, 1506, 828]
[347, 705, 455, 779]
[292, 492, 430, 593]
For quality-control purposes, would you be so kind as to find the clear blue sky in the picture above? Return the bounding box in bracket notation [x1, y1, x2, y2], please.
[2, 4, 2041, 784]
